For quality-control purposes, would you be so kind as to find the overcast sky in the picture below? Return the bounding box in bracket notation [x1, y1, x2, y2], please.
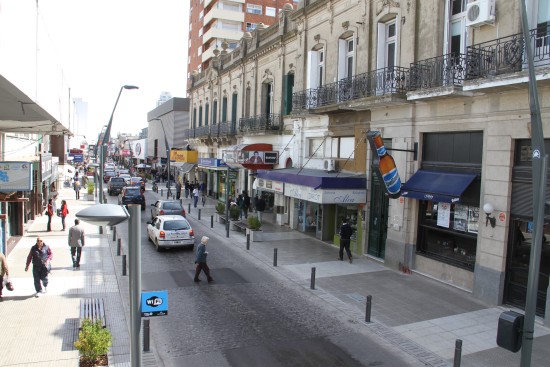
[0, 0, 189, 144]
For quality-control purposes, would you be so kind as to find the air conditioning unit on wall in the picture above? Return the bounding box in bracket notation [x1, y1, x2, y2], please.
[466, 0, 496, 27]
[324, 159, 336, 172]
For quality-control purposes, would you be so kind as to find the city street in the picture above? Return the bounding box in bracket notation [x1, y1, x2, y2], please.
[108, 188, 427, 367]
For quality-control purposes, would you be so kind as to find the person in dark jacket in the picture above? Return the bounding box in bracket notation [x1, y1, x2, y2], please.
[242, 191, 251, 220]
[25, 237, 53, 297]
[255, 195, 266, 223]
[193, 236, 213, 283]
[46, 198, 54, 232]
[338, 218, 353, 263]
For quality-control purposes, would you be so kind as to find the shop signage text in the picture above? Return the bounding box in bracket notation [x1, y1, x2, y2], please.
[284, 183, 366, 204]
[0, 161, 33, 192]
[257, 179, 283, 193]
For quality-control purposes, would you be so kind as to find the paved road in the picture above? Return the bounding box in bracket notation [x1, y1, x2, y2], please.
[108, 189, 427, 367]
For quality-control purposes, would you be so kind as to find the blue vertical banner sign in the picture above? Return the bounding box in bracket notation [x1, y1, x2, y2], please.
[141, 290, 168, 317]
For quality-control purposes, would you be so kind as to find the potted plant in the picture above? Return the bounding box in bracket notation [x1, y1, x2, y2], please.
[246, 216, 263, 241]
[215, 202, 226, 223]
[87, 182, 95, 200]
[74, 319, 112, 367]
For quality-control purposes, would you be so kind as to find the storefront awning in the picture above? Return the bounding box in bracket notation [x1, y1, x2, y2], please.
[176, 162, 196, 173]
[257, 168, 366, 189]
[401, 170, 477, 203]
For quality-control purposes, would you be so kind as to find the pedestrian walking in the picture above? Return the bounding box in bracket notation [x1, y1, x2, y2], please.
[194, 236, 213, 283]
[242, 191, 251, 219]
[338, 218, 353, 263]
[0, 252, 10, 301]
[25, 237, 53, 297]
[184, 180, 190, 198]
[46, 198, 54, 232]
[255, 195, 266, 223]
[193, 186, 199, 208]
[68, 219, 86, 269]
[74, 179, 81, 199]
[176, 180, 182, 200]
[60, 200, 69, 231]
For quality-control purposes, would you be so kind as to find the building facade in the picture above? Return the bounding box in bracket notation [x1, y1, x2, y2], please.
[188, 0, 550, 320]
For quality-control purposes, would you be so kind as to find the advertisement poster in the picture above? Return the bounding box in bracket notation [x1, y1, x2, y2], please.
[437, 202, 451, 228]
[468, 207, 479, 234]
[0, 162, 33, 192]
[453, 204, 468, 232]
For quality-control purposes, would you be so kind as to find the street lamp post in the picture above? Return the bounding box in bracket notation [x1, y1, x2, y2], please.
[99, 85, 138, 203]
[75, 204, 143, 367]
[153, 118, 171, 199]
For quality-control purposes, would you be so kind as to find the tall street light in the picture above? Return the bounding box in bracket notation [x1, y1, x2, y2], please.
[99, 85, 138, 203]
[152, 118, 171, 199]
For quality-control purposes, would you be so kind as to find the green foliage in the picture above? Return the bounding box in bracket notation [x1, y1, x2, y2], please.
[87, 182, 95, 195]
[229, 205, 240, 220]
[247, 216, 262, 230]
[74, 319, 112, 362]
[215, 202, 226, 215]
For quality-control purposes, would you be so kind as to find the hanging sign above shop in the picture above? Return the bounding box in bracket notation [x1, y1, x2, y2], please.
[222, 143, 278, 170]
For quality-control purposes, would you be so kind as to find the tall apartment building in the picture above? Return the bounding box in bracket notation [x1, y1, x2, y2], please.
[188, 0, 297, 82]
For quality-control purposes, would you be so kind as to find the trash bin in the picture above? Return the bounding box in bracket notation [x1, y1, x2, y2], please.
[496, 310, 524, 353]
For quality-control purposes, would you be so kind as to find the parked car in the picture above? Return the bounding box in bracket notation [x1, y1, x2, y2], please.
[151, 200, 186, 220]
[118, 186, 146, 210]
[103, 170, 116, 183]
[107, 177, 126, 196]
[129, 176, 146, 188]
[146, 215, 195, 251]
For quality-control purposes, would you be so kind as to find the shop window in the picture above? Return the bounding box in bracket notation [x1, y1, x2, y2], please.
[417, 200, 479, 270]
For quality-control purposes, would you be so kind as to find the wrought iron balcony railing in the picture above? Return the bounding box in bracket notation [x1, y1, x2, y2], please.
[408, 53, 467, 90]
[239, 114, 282, 132]
[218, 121, 237, 136]
[194, 125, 210, 138]
[465, 27, 550, 79]
[292, 66, 409, 111]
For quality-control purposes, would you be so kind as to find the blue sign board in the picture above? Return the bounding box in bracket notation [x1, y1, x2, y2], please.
[198, 158, 227, 167]
[69, 153, 84, 163]
[141, 290, 168, 317]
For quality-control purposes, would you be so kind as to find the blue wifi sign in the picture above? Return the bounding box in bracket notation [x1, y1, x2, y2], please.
[141, 291, 168, 317]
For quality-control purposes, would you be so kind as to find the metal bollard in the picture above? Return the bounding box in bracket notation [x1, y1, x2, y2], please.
[453, 339, 462, 367]
[310, 267, 316, 289]
[365, 295, 372, 323]
[161, 189, 163, 196]
[143, 319, 150, 352]
[112, 226, 117, 241]
[99, 226, 103, 234]
[188, 203, 191, 214]
[226, 221, 229, 237]
[211, 215, 214, 228]
[179, 199, 182, 205]
[274, 248, 278, 267]
[198, 209, 201, 220]
[122, 255, 127, 276]
[246, 234, 250, 250]
[117, 239, 122, 256]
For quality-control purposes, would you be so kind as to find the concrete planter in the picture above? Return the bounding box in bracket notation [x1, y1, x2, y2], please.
[87, 193, 94, 201]
[246, 228, 264, 242]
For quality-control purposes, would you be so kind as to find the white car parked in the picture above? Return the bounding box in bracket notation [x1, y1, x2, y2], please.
[147, 215, 195, 252]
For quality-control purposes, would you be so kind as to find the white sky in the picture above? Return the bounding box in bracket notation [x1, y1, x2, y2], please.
[0, 0, 189, 144]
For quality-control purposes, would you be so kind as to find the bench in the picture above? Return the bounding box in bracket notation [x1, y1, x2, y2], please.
[231, 221, 249, 233]
[218, 214, 228, 224]
[80, 298, 107, 329]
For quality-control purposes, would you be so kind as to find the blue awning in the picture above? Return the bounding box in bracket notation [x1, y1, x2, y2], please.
[257, 168, 366, 189]
[401, 170, 477, 203]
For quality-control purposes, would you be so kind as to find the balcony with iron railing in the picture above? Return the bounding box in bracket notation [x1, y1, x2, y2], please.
[409, 27, 550, 93]
[218, 121, 237, 136]
[194, 125, 210, 139]
[292, 66, 409, 112]
[239, 114, 282, 133]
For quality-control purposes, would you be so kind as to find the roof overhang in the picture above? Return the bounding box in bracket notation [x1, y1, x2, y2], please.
[0, 74, 72, 136]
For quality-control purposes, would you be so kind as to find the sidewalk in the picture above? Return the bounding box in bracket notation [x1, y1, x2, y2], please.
[2, 187, 550, 367]
[0, 185, 137, 367]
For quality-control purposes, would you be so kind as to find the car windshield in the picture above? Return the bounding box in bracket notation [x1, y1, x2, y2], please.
[163, 202, 182, 210]
[163, 220, 190, 231]
[125, 189, 142, 197]
[111, 178, 124, 183]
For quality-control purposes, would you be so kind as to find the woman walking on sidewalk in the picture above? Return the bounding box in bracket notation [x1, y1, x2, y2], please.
[25, 237, 53, 297]
[60, 200, 69, 231]
[46, 198, 54, 232]
[0, 252, 10, 301]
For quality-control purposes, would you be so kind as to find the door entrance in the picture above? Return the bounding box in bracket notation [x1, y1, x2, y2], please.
[367, 173, 389, 258]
